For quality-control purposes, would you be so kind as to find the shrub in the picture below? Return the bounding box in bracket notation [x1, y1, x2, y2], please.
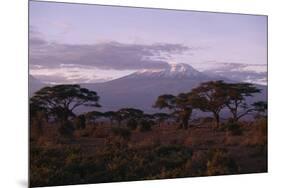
[126, 118, 138, 130]
[244, 117, 267, 150]
[74, 126, 96, 138]
[139, 119, 154, 132]
[154, 145, 193, 170]
[228, 122, 242, 135]
[111, 127, 131, 140]
[206, 148, 239, 176]
[58, 121, 75, 137]
[184, 150, 208, 176]
[220, 119, 243, 135]
[93, 126, 109, 138]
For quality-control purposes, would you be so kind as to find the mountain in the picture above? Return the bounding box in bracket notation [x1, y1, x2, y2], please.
[83, 63, 267, 113]
[126, 63, 207, 79]
[194, 63, 267, 85]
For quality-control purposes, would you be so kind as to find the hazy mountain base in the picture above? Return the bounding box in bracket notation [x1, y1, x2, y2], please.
[30, 117, 267, 187]
[81, 79, 267, 114]
[30, 63, 267, 113]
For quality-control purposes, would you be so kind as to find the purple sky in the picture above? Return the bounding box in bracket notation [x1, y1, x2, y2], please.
[29, 1, 267, 84]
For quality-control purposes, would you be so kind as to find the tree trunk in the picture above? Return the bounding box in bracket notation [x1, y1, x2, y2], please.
[213, 113, 220, 129]
[184, 120, 188, 129]
[231, 110, 238, 122]
[182, 117, 189, 129]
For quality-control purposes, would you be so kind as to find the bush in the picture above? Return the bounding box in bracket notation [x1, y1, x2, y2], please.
[58, 121, 75, 137]
[244, 117, 267, 150]
[227, 122, 243, 135]
[184, 150, 208, 176]
[153, 145, 193, 170]
[139, 119, 154, 132]
[220, 119, 243, 135]
[111, 127, 131, 140]
[75, 126, 96, 138]
[206, 148, 239, 176]
[126, 118, 138, 130]
[93, 127, 109, 138]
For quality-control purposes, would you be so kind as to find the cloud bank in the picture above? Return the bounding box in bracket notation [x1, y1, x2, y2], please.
[30, 28, 190, 71]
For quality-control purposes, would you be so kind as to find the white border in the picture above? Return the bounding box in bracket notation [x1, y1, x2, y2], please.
[1, 0, 281, 188]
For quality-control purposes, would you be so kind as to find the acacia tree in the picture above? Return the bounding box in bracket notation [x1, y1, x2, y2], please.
[116, 108, 144, 126]
[175, 93, 194, 129]
[223, 83, 261, 122]
[30, 85, 101, 123]
[140, 116, 155, 132]
[190, 80, 228, 128]
[154, 93, 193, 129]
[153, 113, 170, 127]
[252, 101, 267, 118]
[154, 94, 176, 111]
[85, 111, 104, 126]
[103, 111, 116, 125]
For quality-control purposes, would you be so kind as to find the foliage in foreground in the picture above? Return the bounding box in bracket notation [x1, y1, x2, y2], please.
[30, 138, 243, 187]
[30, 116, 267, 187]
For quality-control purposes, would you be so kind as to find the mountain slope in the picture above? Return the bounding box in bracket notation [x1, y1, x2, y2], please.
[83, 63, 267, 113]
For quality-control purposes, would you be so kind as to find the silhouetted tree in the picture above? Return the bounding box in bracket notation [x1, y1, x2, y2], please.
[154, 93, 193, 129]
[30, 85, 100, 136]
[139, 119, 154, 132]
[175, 93, 194, 129]
[85, 111, 104, 126]
[154, 94, 176, 110]
[252, 101, 267, 118]
[142, 113, 155, 121]
[190, 81, 228, 128]
[116, 108, 143, 126]
[126, 118, 138, 130]
[224, 83, 261, 122]
[103, 111, 116, 125]
[30, 85, 101, 123]
[153, 113, 170, 127]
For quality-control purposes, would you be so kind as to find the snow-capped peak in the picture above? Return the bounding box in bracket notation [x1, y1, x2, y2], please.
[129, 63, 204, 79]
[167, 63, 199, 74]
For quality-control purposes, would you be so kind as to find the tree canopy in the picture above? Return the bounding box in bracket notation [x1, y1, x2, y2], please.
[223, 83, 261, 121]
[30, 84, 101, 122]
[190, 80, 228, 128]
[154, 93, 193, 129]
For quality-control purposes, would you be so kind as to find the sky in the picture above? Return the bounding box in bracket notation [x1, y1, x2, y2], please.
[29, 1, 267, 84]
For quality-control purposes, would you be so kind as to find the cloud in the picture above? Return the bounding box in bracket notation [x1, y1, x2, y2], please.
[29, 26, 47, 46]
[29, 28, 191, 71]
[30, 65, 134, 84]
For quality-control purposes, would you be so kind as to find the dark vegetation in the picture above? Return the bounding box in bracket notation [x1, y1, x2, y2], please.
[30, 81, 267, 187]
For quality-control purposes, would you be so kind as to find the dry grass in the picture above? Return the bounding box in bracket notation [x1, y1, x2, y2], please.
[30, 118, 267, 187]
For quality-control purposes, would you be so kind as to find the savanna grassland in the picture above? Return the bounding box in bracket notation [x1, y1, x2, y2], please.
[30, 81, 267, 187]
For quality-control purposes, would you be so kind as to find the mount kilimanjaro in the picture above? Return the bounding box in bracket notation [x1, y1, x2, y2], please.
[29, 63, 266, 113]
[80, 63, 266, 113]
